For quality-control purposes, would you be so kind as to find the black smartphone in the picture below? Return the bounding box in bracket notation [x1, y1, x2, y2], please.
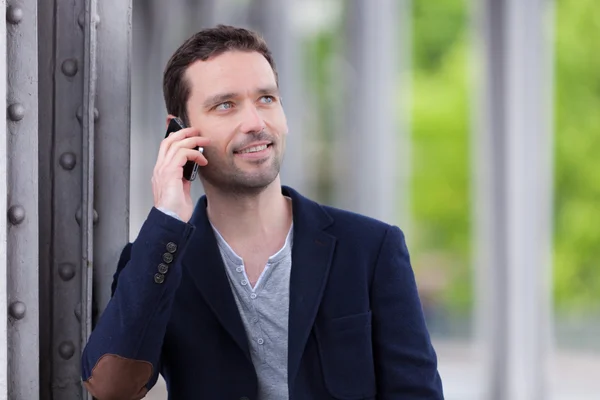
[165, 117, 202, 181]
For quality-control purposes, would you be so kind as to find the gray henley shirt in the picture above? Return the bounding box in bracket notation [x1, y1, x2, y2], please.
[212, 224, 293, 400]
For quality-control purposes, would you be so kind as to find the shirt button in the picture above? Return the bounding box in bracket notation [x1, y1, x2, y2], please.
[253, 317, 258, 323]
[154, 273, 165, 284]
[250, 293, 257, 299]
[257, 338, 264, 345]
[236, 266, 243, 273]
[241, 280, 247, 286]
[166, 242, 177, 253]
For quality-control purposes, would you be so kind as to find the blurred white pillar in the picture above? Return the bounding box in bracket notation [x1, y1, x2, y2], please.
[249, 0, 309, 195]
[336, 0, 410, 226]
[472, 0, 555, 399]
[131, 0, 220, 239]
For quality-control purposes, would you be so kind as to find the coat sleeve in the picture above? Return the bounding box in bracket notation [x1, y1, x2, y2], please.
[81, 207, 195, 399]
[371, 225, 444, 399]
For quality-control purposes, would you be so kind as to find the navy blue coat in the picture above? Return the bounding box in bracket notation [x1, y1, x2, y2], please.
[81, 186, 444, 399]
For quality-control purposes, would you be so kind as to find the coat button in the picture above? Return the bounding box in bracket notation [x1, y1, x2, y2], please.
[154, 273, 165, 284]
[166, 242, 177, 253]
[158, 263, 169, 274]
[162, 253, 174, 264]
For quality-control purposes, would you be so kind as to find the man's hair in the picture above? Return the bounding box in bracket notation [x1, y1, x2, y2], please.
[162, 24, 278, 126]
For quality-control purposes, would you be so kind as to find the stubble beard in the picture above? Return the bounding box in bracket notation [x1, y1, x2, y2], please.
[198, 146, 283, 197]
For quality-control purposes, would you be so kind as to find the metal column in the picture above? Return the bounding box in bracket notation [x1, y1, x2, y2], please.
[337, 0, 410, 226]
[37, 0, 132, 398]
[5, 0, 40, 398]
[93, 0, 132, 320]
[0, 3, 8, 398]
[39, 0, 89, 397]
[472, 0, 555, 399]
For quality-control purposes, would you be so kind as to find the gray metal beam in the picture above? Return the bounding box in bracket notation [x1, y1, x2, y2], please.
[38, 2, 132, 398]
[46, 0, 87, 397]
[37, 0, 55, 397]
[93, 0, 132, 320]
[80, 4, 98, 387]
[337, 0, 410, 226]
[130, 0, 169, 239]
[6, 0, 40, 397]
[0, 2, 7, 398]
[472, 0, 555, 399]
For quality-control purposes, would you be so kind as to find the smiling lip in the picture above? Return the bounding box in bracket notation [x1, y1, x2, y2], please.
[234, 143, 272, 160]
[234, 141, 272, 154]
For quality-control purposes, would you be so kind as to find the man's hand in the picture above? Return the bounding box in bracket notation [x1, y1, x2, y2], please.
[152, 127, 210, 222]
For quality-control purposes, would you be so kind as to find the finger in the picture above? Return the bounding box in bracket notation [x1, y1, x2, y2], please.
[163, 136, 209, 167]
[157, 127, 201, 165]
[172, 148, 208, 170]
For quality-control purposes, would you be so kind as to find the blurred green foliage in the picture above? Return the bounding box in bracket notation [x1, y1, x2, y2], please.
[553, 0, 600, 313]
[410, 0, 471, 314]
[409, 0, 600, 315]
[305, 0, 600, 316]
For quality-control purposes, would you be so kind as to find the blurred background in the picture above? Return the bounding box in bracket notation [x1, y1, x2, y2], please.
[126, 0, 600, 399]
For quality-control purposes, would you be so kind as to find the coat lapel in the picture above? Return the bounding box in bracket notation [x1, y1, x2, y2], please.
[181, 197, 251, 362]
[283, 187, 337, 385]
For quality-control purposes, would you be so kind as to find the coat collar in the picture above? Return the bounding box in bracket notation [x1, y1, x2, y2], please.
[181, 186, 337, 381]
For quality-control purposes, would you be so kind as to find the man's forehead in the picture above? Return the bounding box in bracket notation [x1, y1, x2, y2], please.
[185, 51, 276, 89]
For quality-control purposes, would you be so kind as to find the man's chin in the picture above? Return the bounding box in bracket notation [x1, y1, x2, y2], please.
[200, 169, 280, 194]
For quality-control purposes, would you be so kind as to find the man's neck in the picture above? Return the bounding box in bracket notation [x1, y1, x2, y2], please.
[203, 178, 292, 245]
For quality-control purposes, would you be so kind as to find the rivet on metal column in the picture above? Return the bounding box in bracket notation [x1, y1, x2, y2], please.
[5, 0, 40, 397]
[76, 105, 99, 122]
[59, 152, 77, 170]
[6, 6, 23, 25]
[7, 205, 26, 225]
[61, 58, 78, 77]
[7, 103, 25, 121]
[8, 301, 26, 320]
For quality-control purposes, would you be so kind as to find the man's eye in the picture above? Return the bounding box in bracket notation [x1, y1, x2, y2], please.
[215, 102, 233, 111]
[259, 96, 275, 104]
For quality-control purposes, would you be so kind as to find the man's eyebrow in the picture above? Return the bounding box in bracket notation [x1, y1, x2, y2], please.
[203, 92, 238, 109]
[257, 86, 280, 96]
[203, 86, 281, 109]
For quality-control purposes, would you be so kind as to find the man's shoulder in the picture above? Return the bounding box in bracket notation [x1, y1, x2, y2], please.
[316, 203, 404, 262]
[320, 203, 393, 232]
[317, 202, 399, 250]
[286, 186, 402, 247]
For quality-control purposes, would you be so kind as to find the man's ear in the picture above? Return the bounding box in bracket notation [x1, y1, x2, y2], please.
[166, 114, 177, 129]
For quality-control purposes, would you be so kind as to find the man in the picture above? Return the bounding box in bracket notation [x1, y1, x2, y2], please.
[81, 25, 444, 400]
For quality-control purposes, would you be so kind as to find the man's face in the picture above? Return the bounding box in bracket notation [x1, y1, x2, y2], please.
[183, 50, 288, 194]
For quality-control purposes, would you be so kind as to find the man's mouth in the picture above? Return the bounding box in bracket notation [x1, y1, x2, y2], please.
[234, 143, 272, 154]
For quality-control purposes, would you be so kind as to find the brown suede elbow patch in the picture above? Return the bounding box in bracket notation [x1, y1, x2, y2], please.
[84, 354, 153, 400]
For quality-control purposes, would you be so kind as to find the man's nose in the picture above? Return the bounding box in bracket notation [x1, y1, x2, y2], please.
[239, 104, 266, 134]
